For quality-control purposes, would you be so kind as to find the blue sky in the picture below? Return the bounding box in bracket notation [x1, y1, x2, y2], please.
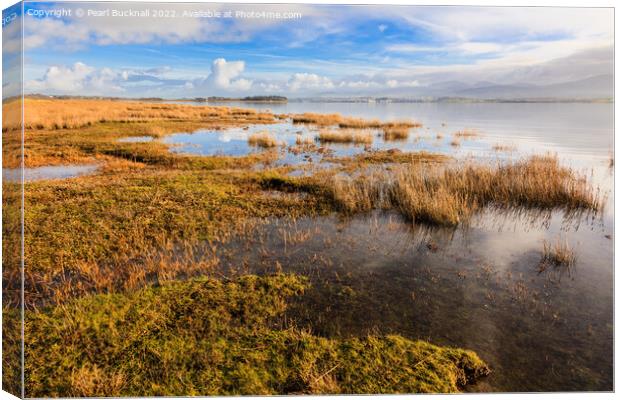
[3, 2, 614, 98]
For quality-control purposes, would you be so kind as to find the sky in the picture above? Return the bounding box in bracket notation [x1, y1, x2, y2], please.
[2, 2, 614, 98]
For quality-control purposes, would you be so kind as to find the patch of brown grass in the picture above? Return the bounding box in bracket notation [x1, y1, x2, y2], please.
[318, 129, 373, 144]
[291, 112, 421, 130]
[296, 135, 315, 145]
[6, 98, 275, 132]
[383, 126, 410, 141]
[248, 131, 280, 148]
[327, 155, 601, 226]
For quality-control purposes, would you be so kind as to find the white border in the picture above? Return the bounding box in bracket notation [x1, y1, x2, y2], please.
[0, 1, 616, 400]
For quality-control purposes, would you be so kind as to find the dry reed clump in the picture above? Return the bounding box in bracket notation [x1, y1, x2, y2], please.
[291, 112, 421, 130]
[8, 98, 275, 131]
[383, 126, 410, 141]
[539, 239, 576, 271]
[327, 155, 601, 226]
[248, 131, 280, 148]
[450, 139, 461, 147]
[318, 129, 373, 144]
[296, 135, 315, 145]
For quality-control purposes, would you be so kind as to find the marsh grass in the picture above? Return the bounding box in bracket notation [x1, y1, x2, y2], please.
[291, 112, 421, 130]
[296, 135, 315, 145]
[450, 139, 461, 147]
[13, 166, 330, 308]
[318, 129, 373, 145]
[248, 131, 280, 148]
[330, 150, 449, 167]
[383, 126, 410, 141]
[539, 239, 577, 272]
[327, 155, 601, 226]
[5, 98, 274, 132]
[3, 99, 278, 168]
[23, 274, 489, 396]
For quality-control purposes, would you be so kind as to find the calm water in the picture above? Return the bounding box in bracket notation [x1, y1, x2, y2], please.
[2, 164, 99, 182]
[163, 102, 613, 392]
[201, 208, 612, 392]
[166, 102, 613, 177]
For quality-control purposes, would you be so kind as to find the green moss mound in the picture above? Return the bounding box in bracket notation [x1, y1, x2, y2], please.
[25, 274, 489, 396]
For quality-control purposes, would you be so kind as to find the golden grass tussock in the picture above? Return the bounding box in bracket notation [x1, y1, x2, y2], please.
[318, 129, 373, 144]
[291, 112, 421, 130]
[383, 125, 410, 141]
[4, 98, 275, 132]
[248, 131, 280, 148]
[327, 155, 601, 226]
[296, 135, 315, 145]
[539, 239, 576, 271]
[450, 139, 461, 147]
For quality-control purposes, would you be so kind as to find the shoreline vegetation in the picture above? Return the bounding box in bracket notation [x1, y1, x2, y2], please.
[2, 97, 604, 395]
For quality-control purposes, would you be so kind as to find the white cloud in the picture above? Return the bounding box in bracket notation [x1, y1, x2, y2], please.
[378, 24, 388, 33]
[386, 79, 419, 88]
[25, 62, 125, 94]
[207, 58, 252, 90]
[287, 73, 334, 91]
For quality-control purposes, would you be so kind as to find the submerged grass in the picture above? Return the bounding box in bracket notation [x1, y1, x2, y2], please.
[326, 155, 601, 226]
[24, 274, 489, 397]
[539, 239, 577, 271]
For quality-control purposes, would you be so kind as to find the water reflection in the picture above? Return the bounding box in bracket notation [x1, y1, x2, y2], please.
[171, 207, 611, 392]
[2, 164, 99, 182]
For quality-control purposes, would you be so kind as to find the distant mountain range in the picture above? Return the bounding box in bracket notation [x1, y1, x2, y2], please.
[445, 74, 613, 100]
[312, 74, 613, 102]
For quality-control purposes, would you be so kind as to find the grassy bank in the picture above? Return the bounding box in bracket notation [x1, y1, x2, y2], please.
[24, 274, 489, 397]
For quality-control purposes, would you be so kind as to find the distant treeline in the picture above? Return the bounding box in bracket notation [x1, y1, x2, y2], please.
[202, 96, 288, 103]
[22, 94, 288, 103]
